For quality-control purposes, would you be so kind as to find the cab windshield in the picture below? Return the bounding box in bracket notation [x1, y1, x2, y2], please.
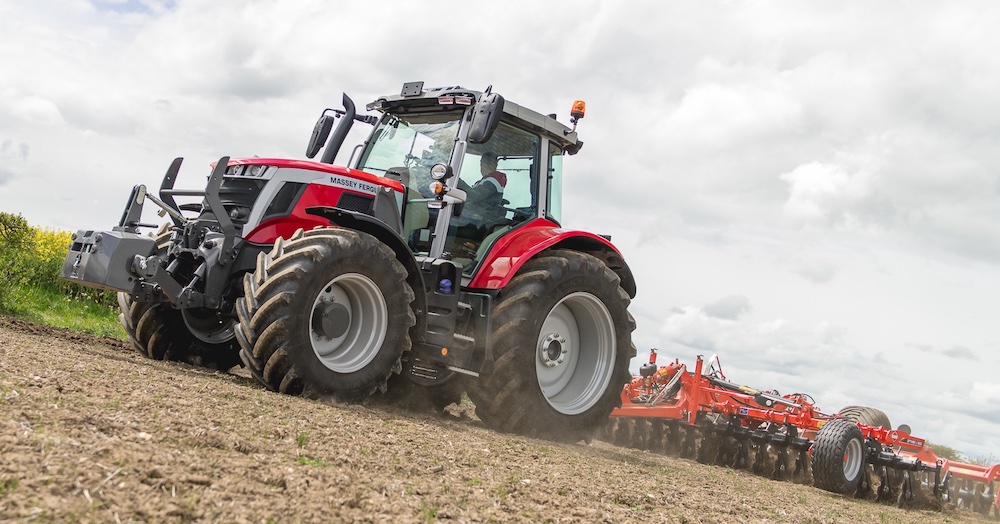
[356, 111, 462, 197]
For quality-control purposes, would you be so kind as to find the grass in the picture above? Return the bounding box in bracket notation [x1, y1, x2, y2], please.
[296, 455, 330, 468]
[420, 500, 437, 523]
[0, 478, 18, 497]
[1, 285, 122, 339]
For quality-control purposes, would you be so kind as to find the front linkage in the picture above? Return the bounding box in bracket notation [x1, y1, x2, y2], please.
[63, 156, 255, 310]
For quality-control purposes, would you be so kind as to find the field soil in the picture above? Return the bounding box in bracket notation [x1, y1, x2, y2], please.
[0, 316, 986, 523]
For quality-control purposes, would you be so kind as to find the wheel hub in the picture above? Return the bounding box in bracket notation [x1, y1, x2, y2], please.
[534, 292, 616, 416]
[538, 333, 568, 367]
[312, 301, 350, 339]
[308, 273, 389, 374]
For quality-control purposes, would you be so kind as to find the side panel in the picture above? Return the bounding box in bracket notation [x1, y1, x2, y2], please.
[227, 157, 405, 193]
[466, 218, 636, 297]
[244, 182, 384, 244]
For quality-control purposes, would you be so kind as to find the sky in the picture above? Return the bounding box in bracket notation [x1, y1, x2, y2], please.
[1, 0, 998, 460]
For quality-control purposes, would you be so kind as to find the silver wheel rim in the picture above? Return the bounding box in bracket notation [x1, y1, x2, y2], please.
[535, 292, 615, 415]
[309, 273, 388, 373]
[182, 308, 236, 344]
[843, 437, 864, 481]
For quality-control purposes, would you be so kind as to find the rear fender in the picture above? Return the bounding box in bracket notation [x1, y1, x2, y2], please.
[305, 207, 428, 335]
[467, 218, 636, 297]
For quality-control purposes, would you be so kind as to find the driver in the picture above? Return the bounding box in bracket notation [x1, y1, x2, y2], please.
[452, 152, 508, 245]
[462, 152, 506, 220]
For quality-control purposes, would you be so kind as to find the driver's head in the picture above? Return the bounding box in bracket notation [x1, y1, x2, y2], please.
[480, 152, 498, 174]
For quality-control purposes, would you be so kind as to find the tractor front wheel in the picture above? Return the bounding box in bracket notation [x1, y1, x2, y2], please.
[118, 295, 243, 370]
[235, 228, 414, 403]
[812, 418, 867, 494]
[468, 250, 635, 442]
[117, 223, 241, 370]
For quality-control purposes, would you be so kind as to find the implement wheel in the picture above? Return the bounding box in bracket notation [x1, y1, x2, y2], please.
[235, 228, 414, 402]
[812, 418, 867, 494]
[467, 249, 635, 442]
[118, 224, 241, 370]
[838, 405, 891, 428]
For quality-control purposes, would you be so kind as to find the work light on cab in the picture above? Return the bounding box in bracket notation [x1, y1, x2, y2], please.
[430, 162, 449, 180]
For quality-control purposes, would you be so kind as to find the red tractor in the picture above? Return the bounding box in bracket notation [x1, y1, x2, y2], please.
[62, 81, 637, 441]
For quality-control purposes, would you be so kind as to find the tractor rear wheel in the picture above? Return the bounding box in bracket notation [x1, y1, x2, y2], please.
[117, 224, 241, 370]
[235, 228, 414, 403]
[467, 250, 635, 442]
[812, 418, 867, 493]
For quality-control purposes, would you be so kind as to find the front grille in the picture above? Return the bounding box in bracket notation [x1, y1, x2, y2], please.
[337, 193, 375, 215]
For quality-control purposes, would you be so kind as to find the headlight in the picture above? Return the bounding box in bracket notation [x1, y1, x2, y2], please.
[430, 163, 449, 180]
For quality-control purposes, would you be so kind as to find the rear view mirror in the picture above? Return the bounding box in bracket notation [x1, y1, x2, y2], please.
[468, 93, 505, 144]
[306, 114, 335, 158]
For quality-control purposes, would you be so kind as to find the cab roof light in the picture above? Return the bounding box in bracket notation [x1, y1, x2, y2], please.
[438, 95, 474, 106]
[570, 100, 586, 123]
[366, 99, 387, 111]
[566, 99, 586, 134]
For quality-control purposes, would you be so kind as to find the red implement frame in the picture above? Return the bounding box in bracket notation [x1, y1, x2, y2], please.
[609, 352, 999, 513]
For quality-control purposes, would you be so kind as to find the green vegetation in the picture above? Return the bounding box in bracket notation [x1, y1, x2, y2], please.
[0, 212, 121, 338]
[0, 477, 18, 497]
[967, 453, 997, 467]
[420, 500, 437, 523]
[296, 455, 329, 468]
[925, 440, 963, 462]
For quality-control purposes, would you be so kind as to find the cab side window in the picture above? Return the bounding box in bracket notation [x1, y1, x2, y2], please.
[447, 122, 540, 268]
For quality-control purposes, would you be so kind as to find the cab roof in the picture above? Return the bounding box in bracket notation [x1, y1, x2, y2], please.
[367, 82, 581, 152]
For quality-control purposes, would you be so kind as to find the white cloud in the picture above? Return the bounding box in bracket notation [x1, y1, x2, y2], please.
[703, 294, 752, 320]
[3, 94, 65, 126]
[780, 160, 894, 231]
[971, 382, 1000, 402]
[941, 345, 978, 361]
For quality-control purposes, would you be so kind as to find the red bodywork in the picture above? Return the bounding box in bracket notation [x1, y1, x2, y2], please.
[232, 158, 404, 245]
[228, 158, 623, 289]
[467, 217, 624, 290]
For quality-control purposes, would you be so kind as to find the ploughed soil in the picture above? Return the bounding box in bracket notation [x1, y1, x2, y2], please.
[0, 317, 986, 523]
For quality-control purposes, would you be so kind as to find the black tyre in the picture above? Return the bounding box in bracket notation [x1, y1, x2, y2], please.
[813, 418, 867, 493]
[117, 224, 241, 370]
[837, 405, 891, 429]
[235, 228, 414, 402]
[467, 249, 635, 442]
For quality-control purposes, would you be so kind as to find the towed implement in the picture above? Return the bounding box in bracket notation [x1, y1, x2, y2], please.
[60, 81, 637, 442]
[604, 351, 1000, 513]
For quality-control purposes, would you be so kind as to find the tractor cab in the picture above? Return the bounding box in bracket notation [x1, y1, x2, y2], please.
[311, 81, 584, 281]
